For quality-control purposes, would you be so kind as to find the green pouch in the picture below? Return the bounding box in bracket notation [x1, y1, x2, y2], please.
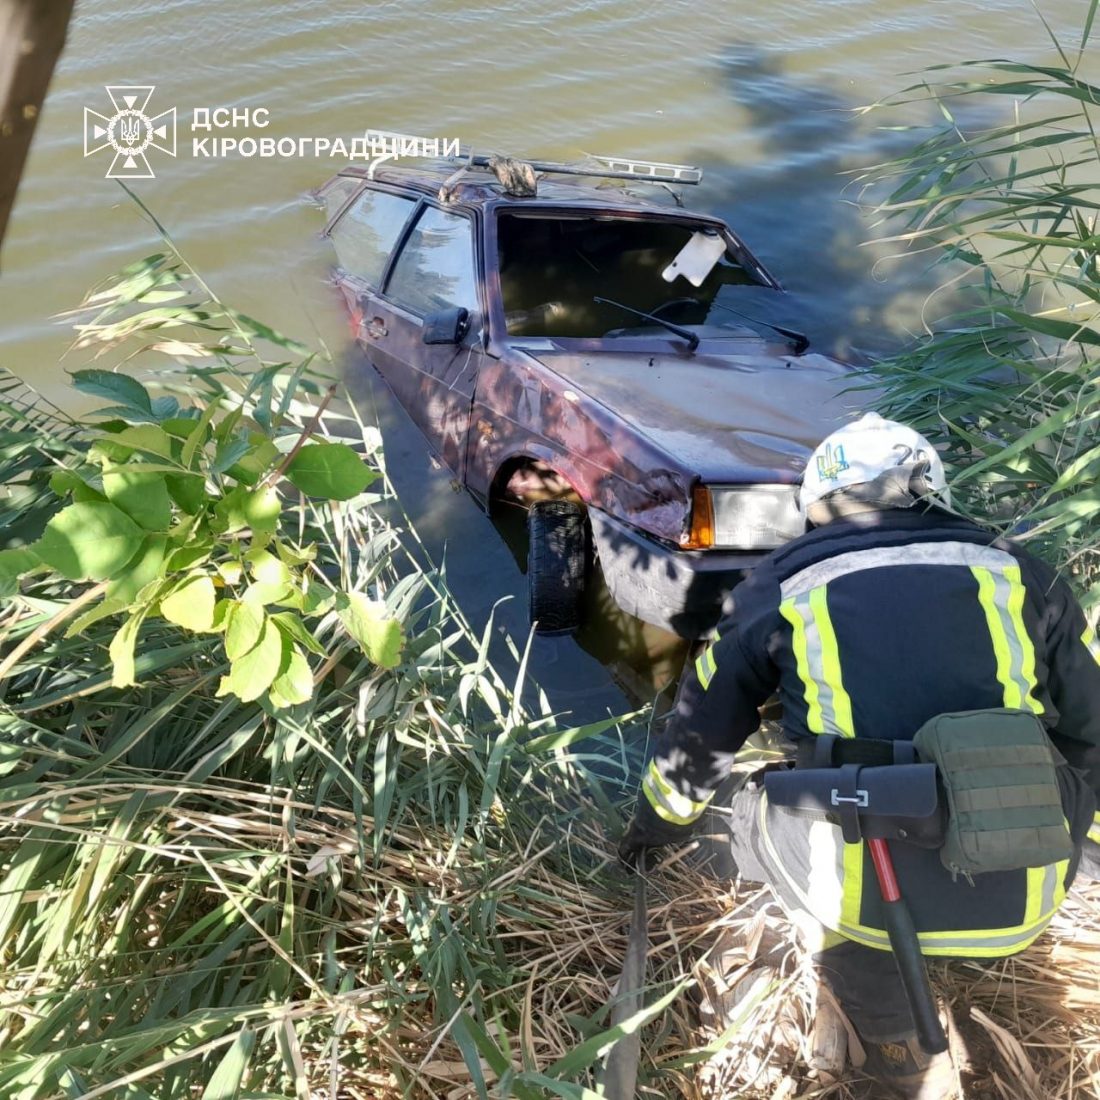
[913, 708, 1072, 876]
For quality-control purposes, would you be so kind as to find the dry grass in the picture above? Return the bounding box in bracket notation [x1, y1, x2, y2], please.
[101, 786, 1096, 1100]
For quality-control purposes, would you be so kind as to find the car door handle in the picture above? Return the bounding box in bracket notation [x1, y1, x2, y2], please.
[365, 317, 388, 339]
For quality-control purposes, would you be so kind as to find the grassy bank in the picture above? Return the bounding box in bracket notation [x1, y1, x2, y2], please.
[0, 242, 737, 1099]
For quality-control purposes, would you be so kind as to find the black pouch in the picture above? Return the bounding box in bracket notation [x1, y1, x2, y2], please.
[913, 708, 1073, 875]
[764, 762, 945, 848]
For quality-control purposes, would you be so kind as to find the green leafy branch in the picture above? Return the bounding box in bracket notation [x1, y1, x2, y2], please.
[0, 257, 404, 708]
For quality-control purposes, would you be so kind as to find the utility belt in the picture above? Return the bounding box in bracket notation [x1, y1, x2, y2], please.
[764, 708, 1075, 876]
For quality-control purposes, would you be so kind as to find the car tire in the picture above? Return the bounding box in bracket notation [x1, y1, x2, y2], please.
[528, 500, 587, 635]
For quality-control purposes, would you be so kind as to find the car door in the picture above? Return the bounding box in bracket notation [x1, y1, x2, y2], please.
[368, 204, 484, 479]
[325, 180, 420, 381]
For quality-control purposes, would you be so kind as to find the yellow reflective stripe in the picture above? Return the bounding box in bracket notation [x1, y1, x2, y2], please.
[695, 645, 718, 690]
[1052, 857, 1069, 910]
[779, 597, 823, 733]
[808, 586, 855, 738]
[780, 588, 854, 737]
[1004, 565, 1043, 715]
[971, 565, 1043, 715]
[1088, 811, 1100, 846]
[973, 566, 1017, 707]
[841, 837, 864, 929]
[759, 796, 1066, 959]
[1082, 624, 1100, 665]
[1023, 864, 1045, 927]
[641, 759, 712, 826]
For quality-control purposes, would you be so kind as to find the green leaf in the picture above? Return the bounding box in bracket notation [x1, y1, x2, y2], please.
[214, 485, 281, 538]
[109, 608, 149, 687]
[285, 443, 377, 500]
[337, 592, 403, 668]
[211, 599, 232, 632]
[164, 541, 211, 572]
[271, 612, 326, 655]
[71, 369, 153, 415]
[33, 502, 144, 581]
[151, 395, 179, 420]
[112, 425, 177, 461]
[103, 468, 173, 531]
[166, 473, 207, 514]
[212, 435, 252, 475]
[0, 547, 39, 580]
[223, 307, 310, 354]
[226, 436, 280, 486]
[65, 595, 128, 637]
[275, 540, 316, 567]
[200, 1028, 256, 1100]
[224, 600, 265, 660]
[161, 415, 203, 440]
[216, 560, 243, 584]
[161, 574, 217, 632]
[106, 534, 168, 606]
[245, 549, 292, 588]
[181, 399, 220, 468]
[302, 582, 335, 615]
[49, 470, 106, 503]
[269, 643, 313, 708]
[241, 579, 294, 607]
[0, 547, 39, 597]
[217, 617, 282, 702]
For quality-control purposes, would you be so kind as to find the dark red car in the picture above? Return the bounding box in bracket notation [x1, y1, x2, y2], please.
[317, 157, 865, 639]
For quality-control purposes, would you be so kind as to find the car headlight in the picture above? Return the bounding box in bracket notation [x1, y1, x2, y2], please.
[683, 484, 802, 550]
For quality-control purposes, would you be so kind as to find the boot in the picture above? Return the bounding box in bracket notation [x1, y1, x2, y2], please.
[860, 1030, 958, 1100]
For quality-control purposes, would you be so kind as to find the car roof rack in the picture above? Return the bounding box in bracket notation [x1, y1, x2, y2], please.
[360, 133, 700, 199]
[440, 150, 701, 196]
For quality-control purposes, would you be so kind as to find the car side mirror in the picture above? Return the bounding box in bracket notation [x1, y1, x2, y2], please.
[423, 306, 470, 345]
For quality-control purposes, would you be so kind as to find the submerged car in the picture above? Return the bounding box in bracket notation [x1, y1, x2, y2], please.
[316, 154, 865, 639]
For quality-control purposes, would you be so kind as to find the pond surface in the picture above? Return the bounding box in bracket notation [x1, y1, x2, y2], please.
[1, 0, 1089, 721]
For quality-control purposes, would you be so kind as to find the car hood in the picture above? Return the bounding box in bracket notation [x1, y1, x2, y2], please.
[526, 347, 867, 482]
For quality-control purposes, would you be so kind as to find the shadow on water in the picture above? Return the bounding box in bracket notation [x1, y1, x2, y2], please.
[684, 43, 984, 361]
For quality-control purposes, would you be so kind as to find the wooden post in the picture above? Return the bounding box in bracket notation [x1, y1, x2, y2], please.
[0, 0, 75, 264]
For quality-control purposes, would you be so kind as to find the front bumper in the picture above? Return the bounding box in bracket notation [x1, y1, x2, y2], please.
[588, 508, 768, 640]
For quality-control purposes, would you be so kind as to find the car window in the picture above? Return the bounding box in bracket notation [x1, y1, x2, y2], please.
[497, 212, 758, 339]
[385, 206, 478, 316]
[320, 176, 362, 220]
[330, 188, 416, 288]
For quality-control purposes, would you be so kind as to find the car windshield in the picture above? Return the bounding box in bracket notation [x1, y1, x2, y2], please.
[497, 212, 767, 341]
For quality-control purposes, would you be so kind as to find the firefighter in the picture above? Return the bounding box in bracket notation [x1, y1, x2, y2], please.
[619, 412, 1100, 1098]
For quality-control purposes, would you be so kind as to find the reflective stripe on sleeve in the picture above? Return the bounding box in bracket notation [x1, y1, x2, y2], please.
[641, 758, 713, 826]
[1082, 624, 1100, 666]
[1088, 811, 1100, 846]
[971, 565, 1044, 715]
[779, 586, 855, 738]
[695, 645, 718, 690]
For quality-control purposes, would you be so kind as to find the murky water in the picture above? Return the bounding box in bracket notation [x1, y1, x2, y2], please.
[0, 0, 1089, 719]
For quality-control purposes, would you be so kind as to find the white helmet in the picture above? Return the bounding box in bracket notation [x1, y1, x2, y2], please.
[799, 412, 951, 517]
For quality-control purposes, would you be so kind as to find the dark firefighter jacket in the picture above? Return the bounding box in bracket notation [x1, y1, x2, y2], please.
[637, 508, 1100, 957]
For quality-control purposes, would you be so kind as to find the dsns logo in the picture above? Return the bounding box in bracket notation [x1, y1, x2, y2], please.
[84, 86, 176, 179]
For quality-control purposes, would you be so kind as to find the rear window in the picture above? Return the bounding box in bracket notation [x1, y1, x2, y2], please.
[330, 188, 416, 288]
[385, 207, 478, 316]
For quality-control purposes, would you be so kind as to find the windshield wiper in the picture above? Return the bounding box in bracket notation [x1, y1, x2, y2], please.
[710, 301, 809, 355]
[593, 296, 699, 352]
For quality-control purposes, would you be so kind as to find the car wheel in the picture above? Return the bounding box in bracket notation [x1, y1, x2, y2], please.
[528, 500, 587, 635]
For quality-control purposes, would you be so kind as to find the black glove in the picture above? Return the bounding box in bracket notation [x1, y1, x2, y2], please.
[617, 801, 694, 868]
